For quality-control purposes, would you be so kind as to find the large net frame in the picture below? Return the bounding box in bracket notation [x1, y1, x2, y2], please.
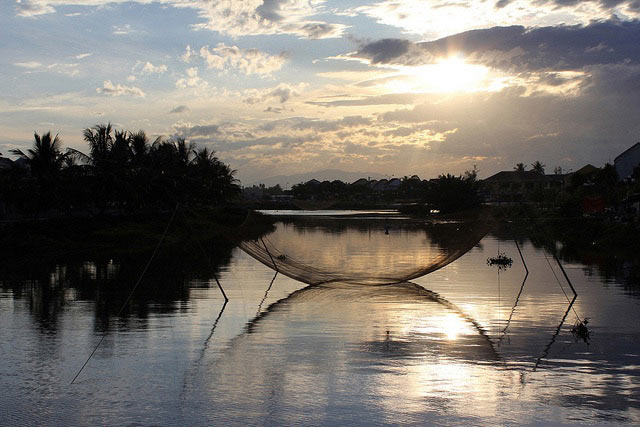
[239, 211, 492, 286]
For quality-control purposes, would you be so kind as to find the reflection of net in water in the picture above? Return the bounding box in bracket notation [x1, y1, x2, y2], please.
[240, 215, 491, 286]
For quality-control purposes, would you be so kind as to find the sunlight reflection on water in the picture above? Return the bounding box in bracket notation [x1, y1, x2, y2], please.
[1, 215, 639, 425]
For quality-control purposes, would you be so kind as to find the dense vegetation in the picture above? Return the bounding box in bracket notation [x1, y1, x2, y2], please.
[284, 170, 480, 213]
[0, 124, 239, 218]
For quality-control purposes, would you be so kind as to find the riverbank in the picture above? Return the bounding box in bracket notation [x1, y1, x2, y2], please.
[0, 206, 275, 262]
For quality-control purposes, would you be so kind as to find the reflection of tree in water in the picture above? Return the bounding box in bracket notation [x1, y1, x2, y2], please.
[279, 216, 488, 253]
[0, 239, 235, 332]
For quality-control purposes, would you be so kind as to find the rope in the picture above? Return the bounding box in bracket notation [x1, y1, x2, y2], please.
[256, 271, 278, 317]
[179, 206, 229, 302]
[70, 204, 178, 384]
[260, 237, 279, 273]
[543, 252, 581, 322]
[497, 240, 529, 344]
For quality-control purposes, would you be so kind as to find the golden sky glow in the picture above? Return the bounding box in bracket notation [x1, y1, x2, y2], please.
[3, 1, 640, 183]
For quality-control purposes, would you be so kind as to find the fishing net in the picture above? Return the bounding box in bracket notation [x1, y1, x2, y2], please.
[239, 211, 492, 286]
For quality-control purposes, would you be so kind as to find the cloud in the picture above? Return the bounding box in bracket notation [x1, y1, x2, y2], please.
[96, 80, 145, 97]
[181, 45, 195, 63]
[264, 106, 285, 114]
[172, 122, 223, 139]
[169, 105, 190, 114]
[307, 93, 418, 107]
[175, 67, 207, 89]
[112, 24, 135, 35]
[14, 60, 80, 76]
[355, 0, 640, 39]
[349, 20, 640, 73]
[243, 84, 303, 104]
[15, 0, 55, 16]
[15, 1, 347, 39]
[14, 61, 42, 69]
[257, 115, 373, 133]
[199, 44, 286, 76]
[73, 53, 92, 60]
[133, 61, 168, 75]
[189, 0, 347, 39]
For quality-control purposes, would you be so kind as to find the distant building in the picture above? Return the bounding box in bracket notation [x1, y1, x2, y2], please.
[614, 142, 640, 180]
[482, 170, 564, 202]
[565, 164, 600, 187]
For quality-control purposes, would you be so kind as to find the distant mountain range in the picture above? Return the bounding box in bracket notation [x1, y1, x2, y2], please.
[245, 169, 386, 188]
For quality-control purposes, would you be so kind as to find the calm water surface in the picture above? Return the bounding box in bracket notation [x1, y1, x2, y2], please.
[1, 212, 639, 425]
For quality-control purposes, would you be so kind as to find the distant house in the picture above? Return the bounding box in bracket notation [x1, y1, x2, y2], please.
[614, 142, 640, 180]
[566, 164, 600, 187]
[482, 170, 564, 202]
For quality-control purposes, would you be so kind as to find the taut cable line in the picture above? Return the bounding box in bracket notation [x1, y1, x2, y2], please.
[70, 204, 179, 385]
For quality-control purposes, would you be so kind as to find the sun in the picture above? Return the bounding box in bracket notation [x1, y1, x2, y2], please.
[383, 55, 491, 94]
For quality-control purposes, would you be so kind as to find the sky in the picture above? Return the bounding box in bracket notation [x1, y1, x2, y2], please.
[2, 0, 640, 184]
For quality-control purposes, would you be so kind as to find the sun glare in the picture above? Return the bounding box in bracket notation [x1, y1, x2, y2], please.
[441, 313, 466, 340]
[384, 56, 491, 94]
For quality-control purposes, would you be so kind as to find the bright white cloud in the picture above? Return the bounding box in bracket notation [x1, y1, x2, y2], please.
[356, 0, 640, 39]
[188, 0, 347, 39]
[133, 61, 168, 75]
[14, 0, 346, 38]
[181, 45, 195, 63]
[14, 61, 42, 69]
[199, 44, 286, 76]
[96, 80, 145, 97]
[14, 60, 80, 76]
[175, 67, 207, 89]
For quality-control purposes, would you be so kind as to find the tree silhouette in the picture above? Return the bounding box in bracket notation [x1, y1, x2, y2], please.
[514, 163, 526, 172]
[10, 131, 67, 211]
[2, 124, 241, 217]
[10, 131, 65, 182]
[531, 161, 546, 174]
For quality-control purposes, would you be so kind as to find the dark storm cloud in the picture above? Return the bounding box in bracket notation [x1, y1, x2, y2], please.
[351, 19, 640, 72]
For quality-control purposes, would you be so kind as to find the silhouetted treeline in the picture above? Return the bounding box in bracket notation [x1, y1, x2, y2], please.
[0, 124, 239, 218]
[286, 172, 480, 213]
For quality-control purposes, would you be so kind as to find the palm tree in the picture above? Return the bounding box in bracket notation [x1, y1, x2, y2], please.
[531, 161, 546, 174]
[172, 137, 194, 167]
[514, 163, 526, 172]
[10, 131, 65, 181]
[192, 147, 239, 203]
[83, 123, 114, 170]
[10, 131, 67, 211]
[130, 130, 150, 167]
